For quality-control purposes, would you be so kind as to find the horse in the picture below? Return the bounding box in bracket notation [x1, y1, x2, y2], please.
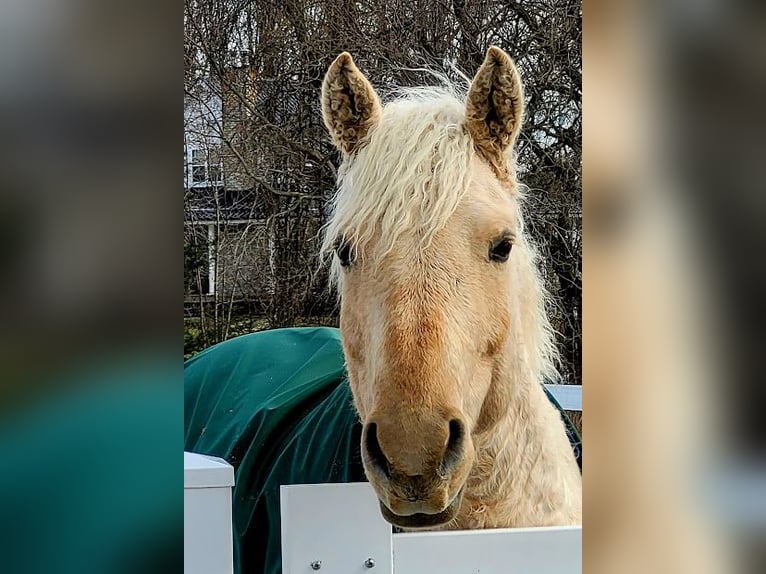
[319, 46, 582, 529]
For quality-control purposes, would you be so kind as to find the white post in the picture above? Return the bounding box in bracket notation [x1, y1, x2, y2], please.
[184, 452, 235, 574]
[207, 223, 216, 295]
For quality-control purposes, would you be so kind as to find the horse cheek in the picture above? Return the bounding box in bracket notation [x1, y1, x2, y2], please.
[474, 373, 508, 435]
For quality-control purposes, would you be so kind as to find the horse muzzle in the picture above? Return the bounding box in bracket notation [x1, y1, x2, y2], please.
[377, 486, 464, 529]
[360, 410, 473, 528]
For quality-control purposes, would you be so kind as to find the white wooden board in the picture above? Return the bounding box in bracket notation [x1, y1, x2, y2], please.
[280, 483, 393, 574]
[394, 526, 582, 574]
[545, 384, 582, 411]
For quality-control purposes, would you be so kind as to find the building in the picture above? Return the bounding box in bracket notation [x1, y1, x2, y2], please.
[183, 61, 272, 306]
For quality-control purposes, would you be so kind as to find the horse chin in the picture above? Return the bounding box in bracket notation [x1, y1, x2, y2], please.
[378, 488, 464, 530]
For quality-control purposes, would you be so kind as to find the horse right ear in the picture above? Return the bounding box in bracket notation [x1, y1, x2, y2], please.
[465, 46, 525, 167]
[321, 52, 382, 156]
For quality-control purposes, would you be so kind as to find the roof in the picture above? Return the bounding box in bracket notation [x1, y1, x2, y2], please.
[184, 187, 270, 223]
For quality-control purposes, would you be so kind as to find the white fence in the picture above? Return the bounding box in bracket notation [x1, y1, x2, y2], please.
[280, 483, 582, 574]
[185, 384, 582, 574]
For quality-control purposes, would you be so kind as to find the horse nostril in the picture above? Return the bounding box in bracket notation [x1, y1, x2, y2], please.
[363, 422, 391, 479]
[440, 418, 465, 475]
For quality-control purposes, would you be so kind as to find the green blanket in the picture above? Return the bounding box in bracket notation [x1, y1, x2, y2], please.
[184, 327, 581, 574]
[184, 327, 365, 574]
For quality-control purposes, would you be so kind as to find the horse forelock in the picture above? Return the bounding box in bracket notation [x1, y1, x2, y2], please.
[321, 87, 480, 278]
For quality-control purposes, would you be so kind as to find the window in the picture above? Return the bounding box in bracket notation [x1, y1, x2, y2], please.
[191, 149, 207, 183]
[208, 149, 221, 183]
[188, 147, 223, 186]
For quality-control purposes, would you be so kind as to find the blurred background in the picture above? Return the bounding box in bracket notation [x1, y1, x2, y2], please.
[0, 0, 763, 573]
[584, 1, 765, 573]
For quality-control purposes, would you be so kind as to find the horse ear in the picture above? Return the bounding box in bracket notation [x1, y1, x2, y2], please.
[321, 52, 382, 156]
[465, 46, 525, 164]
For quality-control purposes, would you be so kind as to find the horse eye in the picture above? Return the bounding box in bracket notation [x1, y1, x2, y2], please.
[335, 239, 355, 267]
[489, 238, 513, 262]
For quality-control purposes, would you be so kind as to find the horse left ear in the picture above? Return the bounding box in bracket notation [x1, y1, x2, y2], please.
[465, 46, 525, 165]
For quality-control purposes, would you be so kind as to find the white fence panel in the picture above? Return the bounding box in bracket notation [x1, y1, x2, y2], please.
[394, 526, 581, 574]
[280, 483, 393, 574]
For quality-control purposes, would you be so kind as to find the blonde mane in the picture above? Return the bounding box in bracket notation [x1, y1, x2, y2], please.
[321, 82, 560, 384]
[321, 85, 473, 277]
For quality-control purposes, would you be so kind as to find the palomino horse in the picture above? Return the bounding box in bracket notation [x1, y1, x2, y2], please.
[320, 46, 582, 529]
